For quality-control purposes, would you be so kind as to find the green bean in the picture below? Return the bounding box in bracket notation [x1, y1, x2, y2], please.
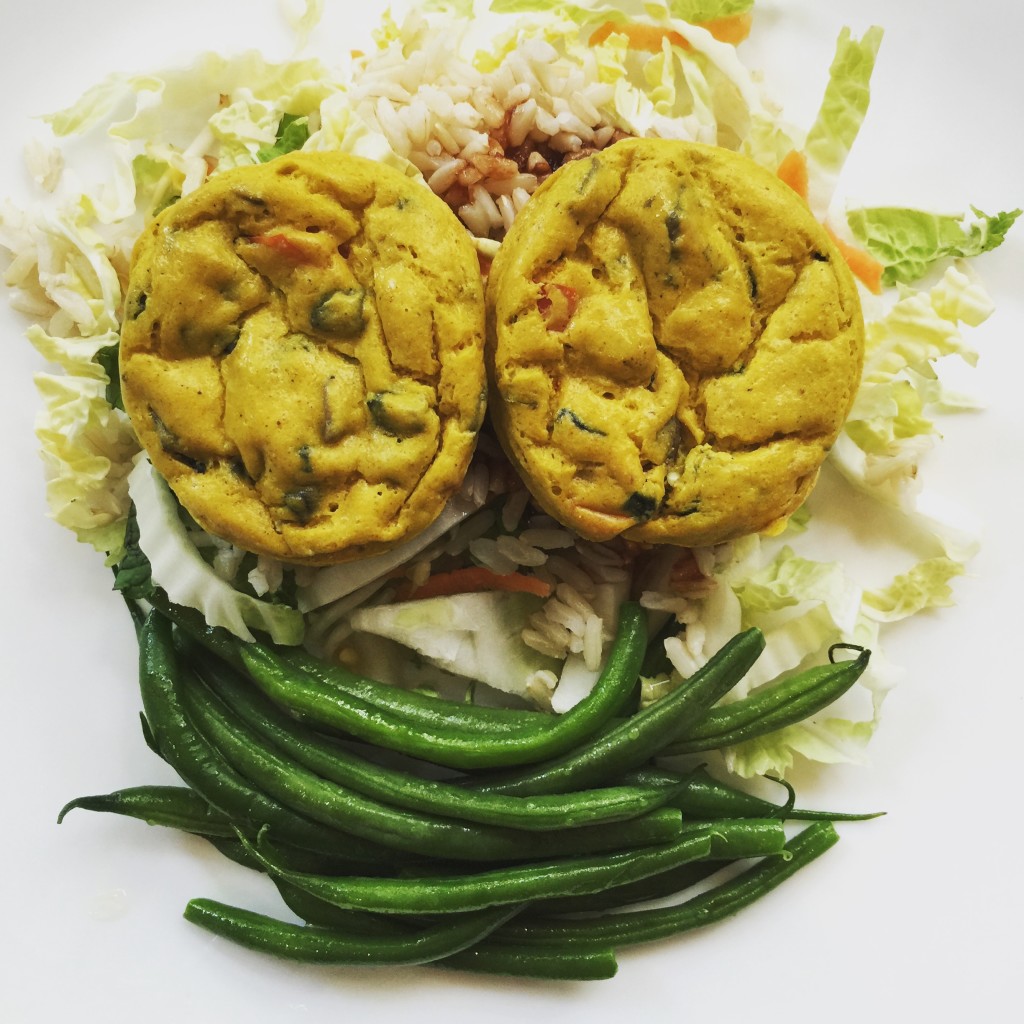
[437, 942, 619, 981]
[274, 880, 421, 935]
[532, 861, 723, 915]
[531, 818, 818, 915]
[182, 898, 523, 966]
[629, 766, 884, 821]
[673, 818, 790, 858]
[147, 590, 245, 670]
[204, 836, 394, 878]
[188, 643, 676, 832]
[664, 645, 871, 755]
[137, 611, 396, 861]
[242, 828, 710, 914]
[261, 648, 561, 735]
[494, 821, 840, 949]
[234, 602, 649, 769]
[57, 788, 398, 875]
[247, 883, 623, 980]
[241, 818, 786, 915]
[466, 627, 766, 796]
[138, 712, 162, 757]
[57, 785, 234, 836]
[640, 615, 679, 679]
[204, 835, 269, 872]
[179, 664, 683, 862]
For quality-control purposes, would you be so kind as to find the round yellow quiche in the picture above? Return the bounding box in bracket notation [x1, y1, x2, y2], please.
[485, 138, 865, 547]
[120, 152, 487, 565]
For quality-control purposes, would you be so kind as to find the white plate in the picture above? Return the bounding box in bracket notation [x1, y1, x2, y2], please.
[2, 2, 1021, 1021]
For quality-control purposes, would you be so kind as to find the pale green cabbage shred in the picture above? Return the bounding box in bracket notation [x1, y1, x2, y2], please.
[1, 0, 1010, 777]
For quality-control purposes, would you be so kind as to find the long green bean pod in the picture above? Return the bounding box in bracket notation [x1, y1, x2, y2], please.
[182, 898, 523, 967]
[220, 882, 621, 980]
[532, 861, 723, 916]
[437, 942, 619, 981]
[235, 602, 649, 769]
[270, 884, 620, 981]
[494, 821, 840, 949]
[664, 645, 871, 755]
[58, 785, 234, 836]
[466, 627, 766, 796]
[240, 817, 785, 915]
[628, 766, 884, 821]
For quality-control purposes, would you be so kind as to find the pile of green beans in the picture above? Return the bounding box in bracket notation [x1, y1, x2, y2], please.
[59, 596, 877, 981]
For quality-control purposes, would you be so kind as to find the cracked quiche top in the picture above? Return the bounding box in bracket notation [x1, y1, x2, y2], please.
[485, 137, 865, 547]
[119, 152, 487, 565]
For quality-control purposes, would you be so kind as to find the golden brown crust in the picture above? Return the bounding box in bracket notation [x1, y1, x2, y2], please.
[120, 152, 486, 565]
[485, 138, 865, 546]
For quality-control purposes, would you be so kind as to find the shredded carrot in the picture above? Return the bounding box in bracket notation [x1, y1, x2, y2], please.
[588, 13, 752, 52]
[826, 225, 885, 295]
[776, 149, 809, 201]
[588, 21, 688, 51]
[702, 13, 753, 45]
[401, 566, 554, 602]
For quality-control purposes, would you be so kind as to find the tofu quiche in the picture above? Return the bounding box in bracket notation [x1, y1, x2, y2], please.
[485, 138, 865, 546]
[120, 152, 487, 565]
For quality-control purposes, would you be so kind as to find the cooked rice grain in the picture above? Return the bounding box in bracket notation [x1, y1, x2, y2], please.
[582, 613, 604, 671]
[518, 526, 574, 550]
[468, 537, 519, 575]
[347, 20, 633, 238]
[495, 534, 547, 568]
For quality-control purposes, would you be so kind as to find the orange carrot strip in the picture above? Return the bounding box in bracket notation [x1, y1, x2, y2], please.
[405, 567, 554, 602]
[588, 21, 689, 51]
[776, 149, 809, 201]
[588, 13, 752, 52]
[702, 13, 753, 45]
[826, 225, 885, 295]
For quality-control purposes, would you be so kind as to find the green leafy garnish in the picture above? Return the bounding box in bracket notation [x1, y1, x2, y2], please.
[113, 503, 155, 600]
[256, 113, 311, 163]
[846, 206, 1021, 286]
[95, 343, 124, 413]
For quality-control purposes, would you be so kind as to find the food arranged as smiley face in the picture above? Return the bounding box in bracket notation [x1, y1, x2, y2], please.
[486, 138, 866, 547]
[120, 152, 487, 565]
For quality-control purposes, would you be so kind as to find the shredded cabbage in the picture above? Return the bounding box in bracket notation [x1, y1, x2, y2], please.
[350, 591, 560, 698]
[1, 200, 139, 555]
[279, 0, 326, 50]
[831, 263, 990, 559]
[802, 25, 883, 219]
[128, 458, 304, 645]
[646, 536, 903, 778]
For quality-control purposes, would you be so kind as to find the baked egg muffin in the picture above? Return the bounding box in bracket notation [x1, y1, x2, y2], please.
[486, 138, 865, 546]
[120, 152, 486, 565]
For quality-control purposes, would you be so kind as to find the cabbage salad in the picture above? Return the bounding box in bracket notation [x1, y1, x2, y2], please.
[1, 0, 1017, 783]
